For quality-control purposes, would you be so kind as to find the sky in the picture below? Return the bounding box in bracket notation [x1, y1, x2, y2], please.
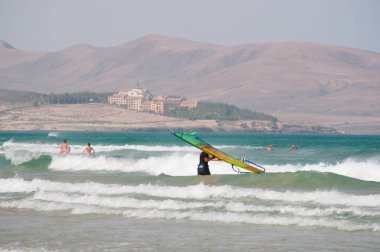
[0, 0, 379, 52]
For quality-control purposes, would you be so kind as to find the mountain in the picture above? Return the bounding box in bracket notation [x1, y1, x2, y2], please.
[1, 35, 380, 127]
[0, 40, 15, 49]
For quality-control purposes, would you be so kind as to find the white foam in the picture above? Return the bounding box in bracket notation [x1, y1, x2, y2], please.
[48, 153, 236, 176]
[267, 157, 380, 182]
[1, 178, 379, 207]
[29, 190, 379, 218]
[2, 198, 378, 232]
[1, 178, 379, 232]
[2, 140, 60, 165]
[48, 152, 380, 181]
[48, 132, 59, 137]
[223, 202, 380, 217]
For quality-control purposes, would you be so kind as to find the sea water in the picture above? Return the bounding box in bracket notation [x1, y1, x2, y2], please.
[0, 131, 379, 251]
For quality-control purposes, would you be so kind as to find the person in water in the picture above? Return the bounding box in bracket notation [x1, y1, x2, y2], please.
[83, 143, 95, 156]
[290, 143, 297, 151]
[60, 139, 71, 154]
[197, 151, 218, 175]
[267, 144, 273, 151]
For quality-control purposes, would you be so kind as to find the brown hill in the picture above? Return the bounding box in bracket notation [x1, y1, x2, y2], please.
[1, 35, 380, 128]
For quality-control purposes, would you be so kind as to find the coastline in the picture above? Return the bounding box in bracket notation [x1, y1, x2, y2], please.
[0, 103, 338, 134]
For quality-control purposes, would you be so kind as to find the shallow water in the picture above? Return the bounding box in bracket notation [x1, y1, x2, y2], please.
[1, 210, 378, 252]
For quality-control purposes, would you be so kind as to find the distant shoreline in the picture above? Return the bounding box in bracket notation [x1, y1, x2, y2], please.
[0, 129, 346, 135]
[0, 104, 341, 134]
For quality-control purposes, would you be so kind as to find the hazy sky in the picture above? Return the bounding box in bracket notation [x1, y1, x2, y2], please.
[0, 0, 379, 52]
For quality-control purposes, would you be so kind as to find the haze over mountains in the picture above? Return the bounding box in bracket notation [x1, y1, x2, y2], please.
[1, 35, 380, 127]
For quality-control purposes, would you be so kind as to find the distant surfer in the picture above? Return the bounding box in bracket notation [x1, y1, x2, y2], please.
[198, 151, 218, 175]
[267, 145, 273, 151]
[60, 139, 71, 154]
[289, 143, 297, 151]
[83, 143, 95, 156]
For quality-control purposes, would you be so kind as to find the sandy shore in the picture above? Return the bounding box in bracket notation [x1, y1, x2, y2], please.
[0, 104, 338, 133]
[0, 104, 205, 131]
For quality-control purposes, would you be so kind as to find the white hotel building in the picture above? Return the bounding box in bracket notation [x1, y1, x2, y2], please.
[108, 88, 197, 114]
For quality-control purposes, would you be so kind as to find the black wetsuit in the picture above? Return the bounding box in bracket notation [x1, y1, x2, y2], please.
[198, 152, 211, 175]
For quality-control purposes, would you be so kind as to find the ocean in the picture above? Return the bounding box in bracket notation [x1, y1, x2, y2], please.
[0, 131, 379, 251]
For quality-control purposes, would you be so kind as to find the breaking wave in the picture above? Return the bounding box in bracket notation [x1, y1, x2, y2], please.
[0, 178, 379, 232]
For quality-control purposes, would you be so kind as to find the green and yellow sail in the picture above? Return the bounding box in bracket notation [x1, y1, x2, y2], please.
[173, 132, 265, 174]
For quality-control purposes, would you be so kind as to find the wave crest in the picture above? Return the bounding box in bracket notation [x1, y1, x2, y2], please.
[0, 178, 379, 232]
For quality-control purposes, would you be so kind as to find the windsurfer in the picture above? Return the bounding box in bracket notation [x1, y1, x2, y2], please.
[197, 151, 218, 175]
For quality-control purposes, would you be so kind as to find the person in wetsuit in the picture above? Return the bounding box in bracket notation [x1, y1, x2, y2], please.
[197, 151, 218, 175]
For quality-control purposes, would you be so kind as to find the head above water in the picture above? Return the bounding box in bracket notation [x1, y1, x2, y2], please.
[87, 143, 91, 146]
[63, 139, 67, 143]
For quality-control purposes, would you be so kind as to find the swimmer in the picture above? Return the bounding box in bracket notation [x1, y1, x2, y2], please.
[289, 143, 297, 151]
[60, 139, 71, 154]
[83, 143, 95, 156]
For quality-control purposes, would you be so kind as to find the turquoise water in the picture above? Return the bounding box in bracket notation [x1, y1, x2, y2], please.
[1, 131, 380, 251]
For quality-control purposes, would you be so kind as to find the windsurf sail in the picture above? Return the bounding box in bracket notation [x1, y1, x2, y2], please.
[173, 132, 265, 174]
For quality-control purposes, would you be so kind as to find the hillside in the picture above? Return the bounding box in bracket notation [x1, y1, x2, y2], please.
[0, 35, 380, 128]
